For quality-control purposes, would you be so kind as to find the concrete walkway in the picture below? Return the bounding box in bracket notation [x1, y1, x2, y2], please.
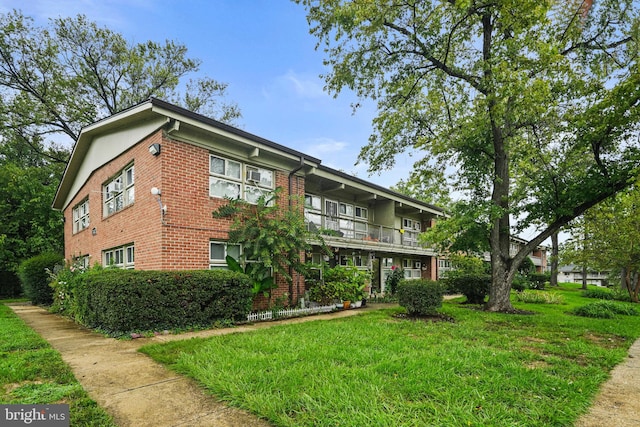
[8, 303, 381, 427]
[8, 302, 640, 426]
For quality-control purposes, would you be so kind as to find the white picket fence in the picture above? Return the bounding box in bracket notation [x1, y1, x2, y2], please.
[246, 305, 335, 322]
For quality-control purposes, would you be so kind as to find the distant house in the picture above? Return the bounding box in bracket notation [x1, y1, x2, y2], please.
[52, 98, 449, 306]
[559, 265, 609, 286]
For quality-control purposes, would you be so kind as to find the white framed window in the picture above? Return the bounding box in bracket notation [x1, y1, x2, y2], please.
[209, 241, 241, 269]
[72, 198, 90, 233]
[103, 244, 134, 269]
[209, 155, 273, 203]
[339, 202, 354, 217]
[304, 194, 322, 211]
[103, 165, 134, 217]
[355, 206, 368, 219]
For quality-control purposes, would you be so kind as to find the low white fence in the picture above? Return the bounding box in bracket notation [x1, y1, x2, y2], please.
[246, 304, 335, 322]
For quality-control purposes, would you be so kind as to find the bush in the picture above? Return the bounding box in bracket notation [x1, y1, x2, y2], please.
[49, 262, 99, 318]
[18, 252, 64, 305]
[397, 279, 446, 316]
[511, 275, 528, 292]
[574, 300, 638, 319]
[529, 273, 550, 290]
[514, 290, 565, 304]
[582, 287, 615, 300]
[0, 270, 22, 298]
[75, 269, 253, 334]
[445, 274, 490, 304]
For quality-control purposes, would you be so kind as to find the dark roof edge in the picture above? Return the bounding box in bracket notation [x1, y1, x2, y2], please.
[148, 97, 323, 164]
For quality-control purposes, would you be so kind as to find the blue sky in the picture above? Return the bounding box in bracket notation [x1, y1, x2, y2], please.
[0, 0, 417, 188]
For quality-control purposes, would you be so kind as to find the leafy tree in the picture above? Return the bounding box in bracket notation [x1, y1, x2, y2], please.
[0, 162, 64, 278]
[0, 10, 241, 163]
[563, 185, 640, 302]
[213, 188, 328, 306]
[296, 0, 640, 312]
[0, 10, 241, 276]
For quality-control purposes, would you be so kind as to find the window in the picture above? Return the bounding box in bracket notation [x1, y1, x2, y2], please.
[355, 207, 368, 219]
[209, 241, 241, 269]
[209, 155, 273, 203]
[103, 244, 134, 269]
[103, 165, 134, 217]
[304, 194, 323, 231]
[72, 255, 90, 270]
[304, 194, 322, 211]
[403, 258, 421, 279]
[72, 199, 90, 233]
[339, 202, 354, 217]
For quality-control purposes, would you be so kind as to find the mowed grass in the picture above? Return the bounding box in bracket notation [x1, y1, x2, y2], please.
[141, 284, 640, 427]
[0, 303, 115, 426]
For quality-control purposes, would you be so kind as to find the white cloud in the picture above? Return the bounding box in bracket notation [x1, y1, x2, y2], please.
[281, 70, 326, 99]
[299, 137, 348, 159]
[262, 70, 328, 102]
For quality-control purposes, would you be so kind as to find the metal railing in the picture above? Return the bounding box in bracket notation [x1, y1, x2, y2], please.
[305, 212, 422, 248]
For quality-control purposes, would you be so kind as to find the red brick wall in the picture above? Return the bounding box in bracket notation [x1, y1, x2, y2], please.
[63, 129, 307, 307]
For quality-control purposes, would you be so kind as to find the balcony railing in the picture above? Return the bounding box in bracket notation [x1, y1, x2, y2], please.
[305, 213, 423, 248]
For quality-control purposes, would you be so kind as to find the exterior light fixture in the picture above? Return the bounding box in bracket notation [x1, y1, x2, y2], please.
[149, 143, 161, 156]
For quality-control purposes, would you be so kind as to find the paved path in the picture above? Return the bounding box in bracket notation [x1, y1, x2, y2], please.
[8, 303, 381, 426]
[8, 302, 640, 426]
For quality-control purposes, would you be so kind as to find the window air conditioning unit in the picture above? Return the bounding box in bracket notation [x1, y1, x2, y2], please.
[246, 170, 261, 182]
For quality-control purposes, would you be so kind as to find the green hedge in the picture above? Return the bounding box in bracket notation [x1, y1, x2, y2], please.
[75, 269, 252, 334]
[18, 252, 64, 305]
[0, 270, 22, 298]
[397, 279, 446, 316]
[445, 274, 490, 304]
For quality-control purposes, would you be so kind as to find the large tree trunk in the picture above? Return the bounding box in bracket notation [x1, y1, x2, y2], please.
[549, 232, 559, 287]
[581, 264, 588, 290]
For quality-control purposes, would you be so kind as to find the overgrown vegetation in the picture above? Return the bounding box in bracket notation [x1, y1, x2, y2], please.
[141, 284, 640, 426]
[514, 290, 564, 305]
[574, 300, 639, 319]
[0, 303, 115, 426]
[307, 262, 370, 304]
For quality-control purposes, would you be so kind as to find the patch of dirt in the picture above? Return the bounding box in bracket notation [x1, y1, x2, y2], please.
[392, 313, 455, 323]
[584, 332, 627, 349]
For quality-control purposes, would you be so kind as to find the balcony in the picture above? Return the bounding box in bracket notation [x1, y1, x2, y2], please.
[305, 213, 435, 255]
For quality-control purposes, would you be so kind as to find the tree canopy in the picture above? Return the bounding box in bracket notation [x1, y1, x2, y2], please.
[0, 10, 241, 278]
[0, 10, 241, 163]
[563, 183, 640, 301]
[296, 0, 640, 311]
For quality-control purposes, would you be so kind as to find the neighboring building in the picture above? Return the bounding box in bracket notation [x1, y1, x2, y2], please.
[509, 236, 548, 274]
[559, 265, 609, 286]
[52, 98, 446, 306]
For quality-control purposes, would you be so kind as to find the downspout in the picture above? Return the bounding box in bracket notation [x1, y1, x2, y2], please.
[288, 156, 306, 306]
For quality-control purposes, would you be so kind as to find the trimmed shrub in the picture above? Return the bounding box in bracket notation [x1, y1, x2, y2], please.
[18, 252, 64, 305]
[529, 273, 550, 290]
[511, 275, 528, 292]
[574, 300, 638, 319]
[0, 271, 22, 298]
[75, 269, 253, 334]
[397, 279, 446, 316]
[445, 274, 490, 304]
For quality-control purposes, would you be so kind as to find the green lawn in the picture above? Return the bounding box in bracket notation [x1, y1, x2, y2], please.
[0, 303, 115, 426]
[141, 284, 640, 427]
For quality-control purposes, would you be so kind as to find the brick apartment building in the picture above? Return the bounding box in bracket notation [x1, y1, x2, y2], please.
[52, 98, 451, 306]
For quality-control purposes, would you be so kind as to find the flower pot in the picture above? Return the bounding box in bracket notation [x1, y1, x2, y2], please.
[343, 300, 351, 309]
[353, 300, 362, 308]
